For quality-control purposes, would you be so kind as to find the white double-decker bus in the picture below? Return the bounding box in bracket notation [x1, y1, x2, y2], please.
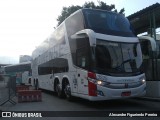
[31, 9, 146, 101]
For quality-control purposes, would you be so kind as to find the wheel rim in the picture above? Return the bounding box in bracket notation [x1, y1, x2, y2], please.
[64, 84, 71, 98]
[56, 84, 61, 96]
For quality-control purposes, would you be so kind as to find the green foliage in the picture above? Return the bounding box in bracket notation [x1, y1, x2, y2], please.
[83, 1, 96, 9]
[57, 1, 125, 26]
[57, 5, 82, 26]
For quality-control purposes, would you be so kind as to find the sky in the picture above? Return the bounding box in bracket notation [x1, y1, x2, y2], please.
[0, 0, 159, 64]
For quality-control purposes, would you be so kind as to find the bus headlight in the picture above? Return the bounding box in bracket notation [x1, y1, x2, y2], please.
[97, 80, 103, 85]
[96, 80, 109, 86]
[139, 77, 146, 84]
[141, 79, 146, 84]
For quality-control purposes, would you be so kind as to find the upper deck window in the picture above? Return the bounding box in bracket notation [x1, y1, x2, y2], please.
[83, 9, 136, 37]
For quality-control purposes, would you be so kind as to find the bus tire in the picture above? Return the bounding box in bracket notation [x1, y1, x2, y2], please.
[35, 79, 39, 90]
[34, 79, 36, 86]
[64, 80, 73, 101]
[55, 82, 64, 98]
[28, 78, 31, 84]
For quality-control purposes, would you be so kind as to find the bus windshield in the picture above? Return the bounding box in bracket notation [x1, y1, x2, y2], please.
[83, 9, 135, 37]
[93, 39, 143, 76]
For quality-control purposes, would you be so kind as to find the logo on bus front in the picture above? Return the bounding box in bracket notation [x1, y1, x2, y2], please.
[118, 79, 134, 83]
[125, 83, 128, 88]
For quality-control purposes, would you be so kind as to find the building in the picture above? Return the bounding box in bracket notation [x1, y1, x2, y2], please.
[19, 55, 32, 63]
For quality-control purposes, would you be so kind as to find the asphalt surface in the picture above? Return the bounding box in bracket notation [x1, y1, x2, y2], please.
[0, 90, 160, 120]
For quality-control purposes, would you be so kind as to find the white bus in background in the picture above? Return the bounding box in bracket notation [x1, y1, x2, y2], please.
[22, 71, 32, 85]
[31, 9, 146, 101]
[139, 35, 160, 98]
[4, 61, 32, 85]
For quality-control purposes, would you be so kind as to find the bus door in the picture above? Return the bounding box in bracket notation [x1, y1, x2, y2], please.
[76, 47, 90, 95]
[76, 69, 88, 95]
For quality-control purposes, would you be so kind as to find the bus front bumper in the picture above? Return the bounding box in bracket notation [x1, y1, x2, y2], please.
[87, 83, 146, 101]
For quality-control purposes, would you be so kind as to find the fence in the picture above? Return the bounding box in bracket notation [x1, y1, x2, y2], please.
[143, 51, 160, 81]
[0, 74, 16, 106]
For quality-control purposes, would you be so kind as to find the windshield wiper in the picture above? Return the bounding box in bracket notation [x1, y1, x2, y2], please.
[113, 59, 134, 71]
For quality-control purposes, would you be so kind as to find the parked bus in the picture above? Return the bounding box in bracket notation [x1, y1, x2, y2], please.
[139, 35, 160, 97]
[31, 9, 146, 101]
[4, 62, 32, 85]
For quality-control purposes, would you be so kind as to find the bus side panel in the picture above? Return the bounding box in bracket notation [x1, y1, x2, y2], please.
[77, 69, 88, 95]
[38, 74, 54, 91]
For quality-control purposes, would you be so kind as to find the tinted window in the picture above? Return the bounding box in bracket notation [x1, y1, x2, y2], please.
[49, 24, 65, 47]
[32, 24, 65, 59]
[38, 58, 68, 75]
[70, 36, 90, 66]
[65, 10, 84, 37]
[76, 46, 90, 69]
[65, 10, 85, 65]
[93, 39, 143, 76]
[83, 9, 135, 37]
[140, 40, 152, 59]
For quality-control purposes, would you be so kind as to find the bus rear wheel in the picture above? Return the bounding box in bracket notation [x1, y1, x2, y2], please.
[56, 83, 64, 98]
[64, 82, 73, 101]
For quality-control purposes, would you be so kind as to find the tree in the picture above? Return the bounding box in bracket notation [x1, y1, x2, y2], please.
[57, 1, 125, 26]
[57, 5, 82, 26]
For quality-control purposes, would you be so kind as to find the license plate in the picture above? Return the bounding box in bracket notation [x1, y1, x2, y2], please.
[121, 91, 131, 96]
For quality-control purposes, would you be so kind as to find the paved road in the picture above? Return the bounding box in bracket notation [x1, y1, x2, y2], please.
[1, 90, 160, 120]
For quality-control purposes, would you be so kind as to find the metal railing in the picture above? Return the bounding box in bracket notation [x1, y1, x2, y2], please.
[0, 74, 16, 106]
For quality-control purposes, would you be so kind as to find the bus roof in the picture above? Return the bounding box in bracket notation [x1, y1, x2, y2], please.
[4, 61, 31, 73]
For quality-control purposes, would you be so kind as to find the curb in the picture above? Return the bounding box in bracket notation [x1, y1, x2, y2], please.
[135, 97, 160, 102]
